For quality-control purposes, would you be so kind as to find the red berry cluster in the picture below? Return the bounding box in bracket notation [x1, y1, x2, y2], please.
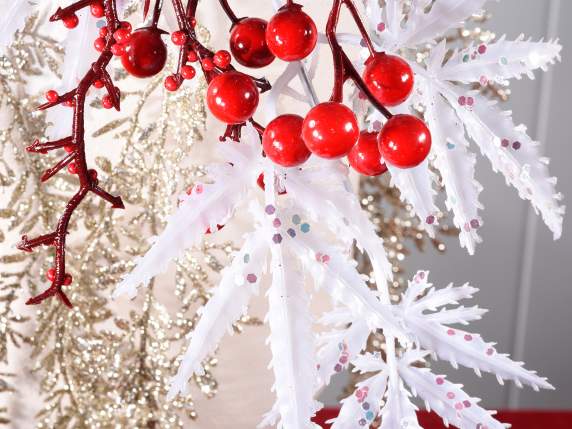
[202, 2, 431, 174]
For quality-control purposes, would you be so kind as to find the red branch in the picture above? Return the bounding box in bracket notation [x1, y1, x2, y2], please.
[19, 0, 125, 307]
[326, 0, 392, 119]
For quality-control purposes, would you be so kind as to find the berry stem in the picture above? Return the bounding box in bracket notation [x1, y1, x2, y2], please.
[20, 0, 125, 307]
[218, 0, 240, 24]
[49, 0, 93, 21]
[326, 0, 392, 119]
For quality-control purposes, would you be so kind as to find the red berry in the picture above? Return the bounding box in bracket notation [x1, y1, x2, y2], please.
[46, 268, 56, 282]
[190, 17, 197, 28]
[120, 21, 132, 33]
[45, 90, 59, 103]
[68, 162, 78, 174]
[171, 30, 187, 46]
[266, 4, 317, 61]
[348, 131, 388, 176]
[213, 50, 231, 69]
[202, 57, 215, 71]
[99, 26, 108, 38]
[111, 43, 125, 56]
[302, 102, 359, 159]
[263, 114, 311, 167]
[164, 75, 179, 91]
[230, 18, 275, 68]
[64, 145, 74, 153]
[121, 28, 168, 78]
[93, 79, 104, 89]
[89, 169, 98, 180]
[62, 14, 79, 29]
[378, 114, 431, 168]
[64, 99, 75, 107]
[181, 65, 196, 80]
[206, 71, 259, 124]
[187, 50, 199, 62]
[102, 95, 114, 109]
[363, 53, 414, 107]
[90, 2, 105, 18]
[63, 274, 73, 286]
[94, 37, 106, 52]
[113, 28, 131, 44]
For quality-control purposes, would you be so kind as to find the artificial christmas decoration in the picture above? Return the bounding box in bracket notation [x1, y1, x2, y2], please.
[1, 0, 566, 428]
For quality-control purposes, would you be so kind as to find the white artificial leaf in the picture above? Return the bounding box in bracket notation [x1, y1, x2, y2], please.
[401, 0, 490, 48]
[400, 353, 507, 429]
[438, 83, 564, 239]
[439, 36, 562, 84]
[423, 78, 483, 254]
[114, 131, 262, 298]
[331, 372, 388, 429]
[168, 231, 267, 399]
[380, 378, 421, 429]
[317, 310, 371, 386]
[387, 160, 439, 237]
[265, 218, 320, 429]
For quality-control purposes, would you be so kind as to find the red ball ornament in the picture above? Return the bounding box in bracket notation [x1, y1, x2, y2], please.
[121, 28, 168, 78]
[90, 2, 105, 18]
[263, 114, 311, 167]
[302, 102, 359, 159]
[378, 114, 431, 168]
[62, 14, 79, 29]
[206, 71, 259, 124]
[348, 131, 388, 176]
[229, 18, 275, 68]
[266, 4, 317, 61]
[363, 53, 414, 107]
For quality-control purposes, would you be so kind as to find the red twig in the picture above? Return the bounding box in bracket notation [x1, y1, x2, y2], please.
[20, 0, 125, 307]
[326, 0, 392, 119]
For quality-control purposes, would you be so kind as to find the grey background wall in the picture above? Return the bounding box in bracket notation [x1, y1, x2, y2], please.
[322, 0, 572, 410]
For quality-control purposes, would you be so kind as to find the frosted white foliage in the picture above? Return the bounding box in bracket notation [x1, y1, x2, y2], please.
[361, 0, 564, 248]
[333, 272, 552, 428]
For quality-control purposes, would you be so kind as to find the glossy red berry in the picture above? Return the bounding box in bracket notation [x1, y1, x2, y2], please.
[46, 268, 56, 282]
[181, 65, 196, 80]
[302, 102, 359, 159]
[111, 43, 125, 56]
[348, 131, 388, 176]
[363, 53, 414, 107]
[68, 162, 78, 174]
[164, 75, 179, 91]
[63, 274, 73, 286]
[266, 4, 317, 61]
[99, 26, 108, 38]
[62, 14, 79, 29]
[187, 50, 199, 62]
[378, 114, 431, 168]
[64, 145, 74, 153]
[213, 50, 231, 68]
[102, 95, 113, 109]
[263, 114, 311, 167]
[93, 79, 104, 89]
[171, 30, 187, 46]
[229, 18, 275, 68]
[94, 37, 106, 52]
[120, 21, 132, 33]
[121, 28, 168, 78]
[202, 57, 215, 71]
[90, 2, 105, 18]
[113, 28, 131, 44]
[64, 99, 75, 107]
[45, 90, 59, 103]
[207, 71, 259, 124]
[89, 169, 98, 181]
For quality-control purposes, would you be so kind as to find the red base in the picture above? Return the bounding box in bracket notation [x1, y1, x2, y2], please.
[313, 409, 572, 428]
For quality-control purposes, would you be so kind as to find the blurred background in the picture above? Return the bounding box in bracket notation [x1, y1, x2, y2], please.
[320, 0, 572, 411]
